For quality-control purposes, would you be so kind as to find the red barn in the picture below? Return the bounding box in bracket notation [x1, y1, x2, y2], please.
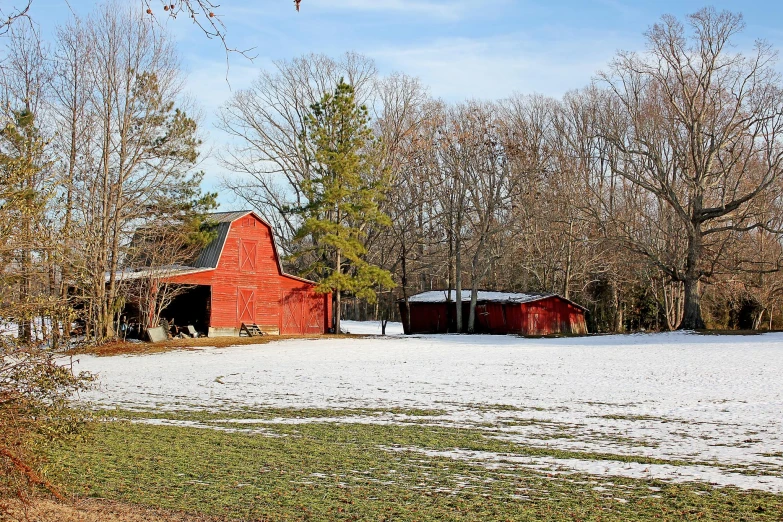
[129, 211, 331, 336]
[399, 290, 587, 335]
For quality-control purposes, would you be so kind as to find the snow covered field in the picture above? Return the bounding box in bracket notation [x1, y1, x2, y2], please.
[74, 329, 783, 492]
[340, 320, 404, 335]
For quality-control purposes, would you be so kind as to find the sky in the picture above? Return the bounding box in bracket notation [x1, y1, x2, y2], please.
[22, 0, 783, 208]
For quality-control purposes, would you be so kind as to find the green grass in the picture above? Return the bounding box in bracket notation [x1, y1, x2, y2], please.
[44, 411, 783, 521]
[95, 406, 448, 423]
[597, 414, 672, 423]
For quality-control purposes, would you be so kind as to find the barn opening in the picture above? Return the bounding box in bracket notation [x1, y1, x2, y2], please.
[160, 285, 211, 335]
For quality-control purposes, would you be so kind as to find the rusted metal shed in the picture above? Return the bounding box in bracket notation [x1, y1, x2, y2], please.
[399, 290, 588, 335]
[127, 211, 331, 336]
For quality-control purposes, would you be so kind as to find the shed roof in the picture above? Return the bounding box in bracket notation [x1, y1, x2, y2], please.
[406, 290, 587, 311]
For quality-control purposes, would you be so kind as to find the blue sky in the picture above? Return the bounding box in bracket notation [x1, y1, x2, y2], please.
[24, 0, 783, 207]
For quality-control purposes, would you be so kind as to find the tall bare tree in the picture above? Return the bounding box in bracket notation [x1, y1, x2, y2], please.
[595, 7, 783, 329]
[64, 2, 204, 340]
[218, 53, 377, 257]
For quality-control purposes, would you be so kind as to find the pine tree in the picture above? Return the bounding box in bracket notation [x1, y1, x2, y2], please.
[0, 110, 53, 343]
[295, 79, 394, 333]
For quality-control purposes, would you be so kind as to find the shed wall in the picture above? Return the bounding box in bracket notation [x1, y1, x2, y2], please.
[400, 296, 587, 335]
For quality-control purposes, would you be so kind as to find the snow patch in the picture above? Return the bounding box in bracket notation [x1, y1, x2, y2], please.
[340, 320, 404, 335]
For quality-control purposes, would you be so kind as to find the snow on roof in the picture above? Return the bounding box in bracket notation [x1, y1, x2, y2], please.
[407, 290, 553, 304]
[106, 265, 212, 282]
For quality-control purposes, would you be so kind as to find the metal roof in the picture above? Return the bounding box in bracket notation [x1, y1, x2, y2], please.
[107, 265, 213, 282]
[405, 290, 588, 311]
[208, 210, 254, 223]
[193, 211, 252, 268]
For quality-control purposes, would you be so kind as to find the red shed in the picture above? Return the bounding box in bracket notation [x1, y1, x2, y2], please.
[399, 290, 587, 335]
[128, 211, 331, 336]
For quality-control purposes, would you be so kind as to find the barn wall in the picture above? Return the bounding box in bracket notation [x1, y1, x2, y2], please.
[400, 302, 449, 334]
[279, 276, 332, 334]
[517, 297, 588, 335]
[210, 215, 282, 332]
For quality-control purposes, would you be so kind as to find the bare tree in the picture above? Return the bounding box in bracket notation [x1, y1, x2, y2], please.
[595, 7, 783, 329]
[218, 53, 377, 259]
[51, 15, 97, 341]
[453, 102, 512, 333]
[64, 2, 203, 341]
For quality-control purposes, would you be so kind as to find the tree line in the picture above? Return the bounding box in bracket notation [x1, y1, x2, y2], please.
[220, 8, 783, 332]
[1, 5, 782, 349]
[2, 1, 779, 509]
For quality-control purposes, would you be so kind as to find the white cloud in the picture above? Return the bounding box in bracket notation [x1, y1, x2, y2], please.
[306, 0, 500, 22]
[371, 31, 623, 101]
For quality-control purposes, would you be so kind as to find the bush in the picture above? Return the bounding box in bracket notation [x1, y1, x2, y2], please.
[0, 337, 92, 511]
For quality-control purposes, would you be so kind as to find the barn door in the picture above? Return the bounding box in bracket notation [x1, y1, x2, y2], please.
[282, 291, 303, 334]
[305, 295, 324, 333]
[238, 288, 256, 323]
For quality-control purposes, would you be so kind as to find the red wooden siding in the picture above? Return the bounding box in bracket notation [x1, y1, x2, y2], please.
[399, 295, 587, 336]
[165, 212, 331, 335]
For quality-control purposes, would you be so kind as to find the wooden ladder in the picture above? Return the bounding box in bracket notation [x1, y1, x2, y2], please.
[240, 323, 263, 337]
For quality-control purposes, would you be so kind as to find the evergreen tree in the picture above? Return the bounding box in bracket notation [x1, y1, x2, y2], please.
[0, 110, 53, 343]
[295, 79, 394, 333]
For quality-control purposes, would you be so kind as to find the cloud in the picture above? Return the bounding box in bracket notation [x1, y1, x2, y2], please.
[305, 0, 499, 22]
[371, 31, 623, 101]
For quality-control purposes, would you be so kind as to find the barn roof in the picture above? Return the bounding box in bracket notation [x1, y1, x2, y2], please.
[195, 210, 315, 284]
[192, 216, 235, 268]
[193, 210, 266, 269]
[406, 290, 587, 311]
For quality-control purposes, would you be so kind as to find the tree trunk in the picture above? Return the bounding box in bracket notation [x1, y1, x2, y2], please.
[468, 250, 481, 334]
[680, 277, 705, 330]
[611, 281, 623, 333]
[446, 228, 453, 332]
[468, 287, 478, 334]
[334, 248, 341, 334]
[770, 306, 774, 331]
[563, 219, 573, 300]
[455, 235, 463, 333]
[18, 217, 32, 343]
[401, 244, 411, 335]
[679, 230, 706, 330]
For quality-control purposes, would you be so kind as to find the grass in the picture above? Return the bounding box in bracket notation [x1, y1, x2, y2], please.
[96, 406, 448, 421]
[44, 410, 783, 521]
[597, 414, 672, 423]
